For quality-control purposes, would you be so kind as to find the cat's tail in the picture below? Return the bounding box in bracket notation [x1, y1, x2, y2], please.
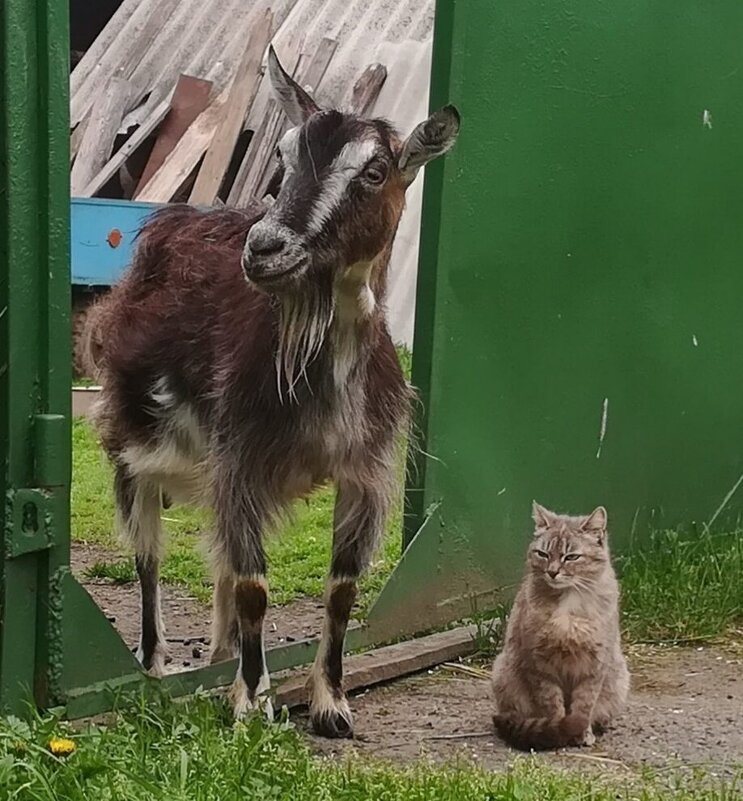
[493, 713, 587, 751]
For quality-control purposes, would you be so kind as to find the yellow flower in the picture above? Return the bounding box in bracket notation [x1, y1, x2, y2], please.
[48, 737, 76, 757]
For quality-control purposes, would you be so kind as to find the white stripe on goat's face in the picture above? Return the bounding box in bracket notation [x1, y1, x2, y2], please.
[302, 138, 379, 237]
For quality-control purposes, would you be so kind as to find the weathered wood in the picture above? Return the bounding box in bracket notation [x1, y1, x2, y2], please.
[189, 9, 272, 206]
[273, 624, 479, 709]
[70, 0, 180, 128]
[227, 37, 303, 207]
[135, 75, 213, 197]
[81, 100, 171, 198]
[70, 78, 133, 197]
[231, 99, 283, 207]
[297, 37, 338, 95]
[70, 113, 90, 165]
[135, 88, 229, 203]
[350, 63, 388, 116]
[252, 37, 338, 201]
[70, 0, 141, 99]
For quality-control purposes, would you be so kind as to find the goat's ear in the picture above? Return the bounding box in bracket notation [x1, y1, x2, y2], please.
[398, 104, 461, 186]
[267, 45, 320, 126]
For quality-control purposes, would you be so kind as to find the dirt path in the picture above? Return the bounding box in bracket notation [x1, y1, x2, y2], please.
[301, 645, 743, 772]
[72, 545, 743, 772]
[72, 544, 326, 670]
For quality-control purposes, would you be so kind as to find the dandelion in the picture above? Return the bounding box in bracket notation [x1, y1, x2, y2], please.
[48, 737, 76, 757]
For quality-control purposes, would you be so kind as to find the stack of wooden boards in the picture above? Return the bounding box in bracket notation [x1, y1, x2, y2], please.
[69, 1, 388, 207]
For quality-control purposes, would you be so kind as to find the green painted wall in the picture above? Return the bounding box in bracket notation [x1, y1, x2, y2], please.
[376, 1, 743, 625]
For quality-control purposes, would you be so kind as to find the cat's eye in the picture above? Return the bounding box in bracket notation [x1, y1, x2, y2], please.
[535, 549, 549, 559]
[564, 553, 582, 561]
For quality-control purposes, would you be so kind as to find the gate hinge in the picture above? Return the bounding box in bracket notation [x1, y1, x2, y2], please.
[4, 414, 68, 559]
[5, 487, 54, 557]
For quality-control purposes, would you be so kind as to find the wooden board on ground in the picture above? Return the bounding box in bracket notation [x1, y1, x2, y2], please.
[70, 77, 133, 196]
[82, 100, 171, 198]
[350, 64, 387, 116]
[189, 9, 272, 206]
[134, 75, 213, 197]
[274, 624, 480, 709]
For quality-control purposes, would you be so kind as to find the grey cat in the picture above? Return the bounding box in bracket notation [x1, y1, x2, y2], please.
[491, 502, 629, 750]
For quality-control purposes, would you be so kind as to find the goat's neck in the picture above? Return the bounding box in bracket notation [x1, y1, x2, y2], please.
[274, 252, 388, 400]
[330, 252, 387, 389]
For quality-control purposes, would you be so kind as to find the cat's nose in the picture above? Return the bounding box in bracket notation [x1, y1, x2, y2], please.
[547, 568, 560, 579]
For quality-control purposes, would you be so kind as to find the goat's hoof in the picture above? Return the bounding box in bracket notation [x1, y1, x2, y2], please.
[230, 678, 274, 722]
[136, 645, 167, 678]
[310, 700, 354, 739]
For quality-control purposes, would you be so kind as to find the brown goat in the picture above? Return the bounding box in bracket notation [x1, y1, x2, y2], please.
[84, 47, 460, 738]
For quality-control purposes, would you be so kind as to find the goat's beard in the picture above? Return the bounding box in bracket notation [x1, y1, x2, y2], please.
[275, 284, 335, 403]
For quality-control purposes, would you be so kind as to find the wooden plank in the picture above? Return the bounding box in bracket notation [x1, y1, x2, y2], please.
[350, 63, 388, 116]
[297, 37, 338, 95]
[135, 88, 229, 203]
[189, 9, 272, 206]
[70, 113, 90, 165]
[134, 75, 213, 197]
[273, 624, 479, 710]
[70, 0, 142, 98]
[226, 36, 303, 206]
[70, 78, 133, 197]
[81, 100, 171, 198]
[70, 0, 179, 128]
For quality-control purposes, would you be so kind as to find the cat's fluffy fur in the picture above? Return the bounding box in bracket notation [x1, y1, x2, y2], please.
[491, 502, 629, 751]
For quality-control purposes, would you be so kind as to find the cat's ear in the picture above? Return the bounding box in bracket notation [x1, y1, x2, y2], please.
[581, 506, 608, 543]
[532, 501, 555, 530]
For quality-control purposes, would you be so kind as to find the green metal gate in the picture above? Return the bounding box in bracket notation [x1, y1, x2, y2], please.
[3, 0, 743, 717]
[388, 0, 743, 624]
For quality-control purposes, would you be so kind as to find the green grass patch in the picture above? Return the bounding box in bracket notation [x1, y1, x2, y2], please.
[618, 528, 743, 644]
[1, 693, 738, 801]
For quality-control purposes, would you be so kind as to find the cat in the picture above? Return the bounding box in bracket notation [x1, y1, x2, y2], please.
[491, 502, 629, 751]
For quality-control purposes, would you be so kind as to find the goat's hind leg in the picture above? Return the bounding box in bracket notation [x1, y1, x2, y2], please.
[309, 482, 385, 739]
[114, 465, 167, 676]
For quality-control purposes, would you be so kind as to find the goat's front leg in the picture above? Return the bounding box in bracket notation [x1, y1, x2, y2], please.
[215, 492, 273, 721]
[309, 481, 387, 738]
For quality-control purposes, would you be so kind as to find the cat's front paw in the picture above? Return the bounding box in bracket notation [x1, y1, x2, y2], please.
[559, 714, 592, 747]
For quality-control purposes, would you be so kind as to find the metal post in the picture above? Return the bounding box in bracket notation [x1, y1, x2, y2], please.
[1, 0, 71, 713]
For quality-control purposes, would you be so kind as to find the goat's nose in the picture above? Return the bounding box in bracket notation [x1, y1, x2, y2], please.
[247, 226, 286, 258]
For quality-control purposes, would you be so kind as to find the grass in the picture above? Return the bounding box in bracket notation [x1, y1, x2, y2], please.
[618, 529, 743, 644]
[0, 693, 738, 801]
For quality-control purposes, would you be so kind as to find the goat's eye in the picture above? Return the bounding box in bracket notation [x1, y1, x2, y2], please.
[274, 146, 282, 163]
[564, 553, 581, 562]
[363, 164, 387, 185]
[535, 549, 549, 559]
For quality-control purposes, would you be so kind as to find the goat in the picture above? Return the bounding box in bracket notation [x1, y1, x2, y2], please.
[83, 47, 460, 738]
